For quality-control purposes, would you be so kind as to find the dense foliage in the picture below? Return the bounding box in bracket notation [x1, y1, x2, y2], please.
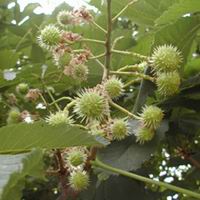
[0, 0, 200, 200]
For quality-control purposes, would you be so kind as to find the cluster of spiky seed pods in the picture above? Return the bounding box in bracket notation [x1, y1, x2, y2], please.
[151, 45, 182, 97]
[3, 6, 184, 192]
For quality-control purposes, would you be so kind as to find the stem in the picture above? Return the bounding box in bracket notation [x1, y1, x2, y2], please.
[90, 52, 106, 60]
[64, 100, 76, 110]
[105, 0, 112, 77]
[112, 49, 148, 60]
[123, 78, 141, 88]
[112, 36, 124, 49]
[118, 65, 141, 72]
[49, 97, 73, 107]
[109, 100, 139, 119]
[91, 158, 200, 199]
[110, 71, 155, 82]
[112, 0, 138, 22]
[91, 20, 107, 34]
[46, 88, 61, 111]
[95, 58, 108, 81]
[132, 67, 156, 114]
[81, 38, 105, 45]
[55, 150, 68, 200]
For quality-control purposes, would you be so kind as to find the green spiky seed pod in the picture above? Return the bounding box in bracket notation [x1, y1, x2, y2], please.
[57, 10, 72, 26]
[74, 90, 108, 121]
[156, 71, 181, 97]
[38, 25, 61, 50]
[135, 127, 155, 144]
[69, 170, 89, 191]
[140, 105, 164, 129]
[104, 77, 124, 99]
[46, 110, 73, 126]
[72, 64, 89, 81]
[111, 119, 129, 141]
[66, 148, 87, 168]
[151, 45, 182, 72]
[7, 108, 21, 124]
[16, 83, 29, 95]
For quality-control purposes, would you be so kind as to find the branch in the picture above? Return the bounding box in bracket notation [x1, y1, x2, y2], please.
[49, 97, 73, 107]
[110, 71, 155, 82]
[55, 150, 68, 200]
[112, 0, 138, 22]
[91, 20, 107, 34]
[91, 158, 200, 199]
[112, 49, 148, 60]
[105, 0, 112, 78]
[109, 100, 139, 119]
[80, 38, 105, 45]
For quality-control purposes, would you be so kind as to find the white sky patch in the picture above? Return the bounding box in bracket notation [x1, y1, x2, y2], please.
[17, 0, 88, 14]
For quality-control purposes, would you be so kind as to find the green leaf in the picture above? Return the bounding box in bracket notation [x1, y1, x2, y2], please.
[0, 50, 19, 69]
[91, 0, 178, 26]
[156, 0, 200, 25]
[97, 120, 168, 172]
[23, 3, 41, 16]
[0, 149, 44, 200]
[153, 16, 200, 63]
[30, 44, 45, 63]
[0, 122, 106, 153]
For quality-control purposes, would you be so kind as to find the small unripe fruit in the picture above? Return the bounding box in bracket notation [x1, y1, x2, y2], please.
[7, 108, 21, 124]
[57, 10, 72, 26]
[69, 170, 89, 191]
[135, 127, 155, 144]
[104, 77, 124, 99]
[156, 71, 181, 97]
[111, 119, 129, 141]
[74, 90, 107, 121]
[72, 64, 89, 81]
[38, 25, 61, 50]
[16, 83, 29, 95]
[46, 110, 73, 126]
[151, 45, 182, 72]
[139, 106, 164, 129]
[66, 148, 87, 168]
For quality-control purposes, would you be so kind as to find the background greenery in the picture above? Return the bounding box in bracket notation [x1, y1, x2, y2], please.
[0, 0, 200, 199]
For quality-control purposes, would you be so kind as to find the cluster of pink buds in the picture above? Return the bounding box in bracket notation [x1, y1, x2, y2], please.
[57, 7, 93, 27]
[25, 89, 41, 102]
[61, 31, 82, 44]
[72, 6, 93, 23]
[63, 50, 91, 82]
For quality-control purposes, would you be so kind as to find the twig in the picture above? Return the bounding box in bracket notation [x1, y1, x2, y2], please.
[91, 20, 107, 34]
[110, 71, 155, 82]
[91, 158, 200, 199]
[112, 49, 148, 60]
[49, 97, 73, 107]
[112, 36, 124, 49]
[105, 0, 112, 78]
[112, 0, 138, 22]
[90, 52, 106, 60]
[81, 38, 105, 45]
[123, 78, 141, 88]
[109, 99, 139, 119]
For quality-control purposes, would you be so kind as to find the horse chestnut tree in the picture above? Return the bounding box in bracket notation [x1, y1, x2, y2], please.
[0, 1, 200, 200]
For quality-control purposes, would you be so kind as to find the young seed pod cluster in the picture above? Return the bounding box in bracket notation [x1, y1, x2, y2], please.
[136, 105, 164, 144]
[46, 110, 73, 126]
[64, 147, 90, 191]
[104, 76, 124, 99]
[151, 45, 182, 97]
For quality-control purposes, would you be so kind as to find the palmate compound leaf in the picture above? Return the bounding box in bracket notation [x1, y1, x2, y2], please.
[0, 149, 44, 200]
[0, 121, 108, 154]
[97, 120, 168, 173]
